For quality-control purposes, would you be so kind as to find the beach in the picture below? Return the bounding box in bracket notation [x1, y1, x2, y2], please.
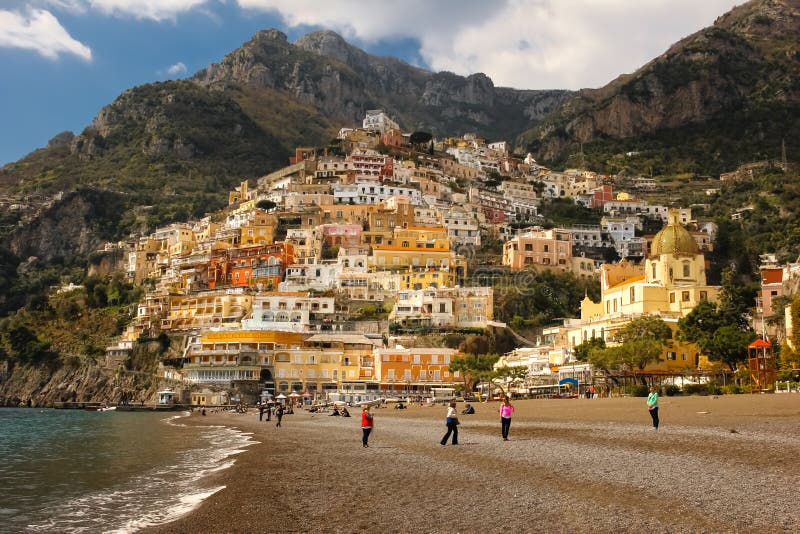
[151, 395, 800, 533]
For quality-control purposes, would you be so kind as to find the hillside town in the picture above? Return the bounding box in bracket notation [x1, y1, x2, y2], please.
[91, 110, 788, 405]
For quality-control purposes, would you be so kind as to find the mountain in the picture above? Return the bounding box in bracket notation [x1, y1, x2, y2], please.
[193, 28, 571, 142]
[0, 29, 571, 249]
[520, 0, 800, 175]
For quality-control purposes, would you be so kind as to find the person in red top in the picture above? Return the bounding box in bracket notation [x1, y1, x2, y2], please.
[361, 405, 374, 448]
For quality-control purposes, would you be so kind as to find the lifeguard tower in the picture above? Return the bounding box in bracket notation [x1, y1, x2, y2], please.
[747, 339, 776, 393]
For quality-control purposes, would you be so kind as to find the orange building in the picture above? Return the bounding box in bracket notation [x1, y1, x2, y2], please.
[374, 347, 462, 394]
[208, 243, 294, 290]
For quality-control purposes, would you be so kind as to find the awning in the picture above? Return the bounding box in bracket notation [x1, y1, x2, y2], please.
[559, 378, 579, 387]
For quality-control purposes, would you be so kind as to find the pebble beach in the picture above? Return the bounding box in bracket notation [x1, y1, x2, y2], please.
[149, 395, 800, 533]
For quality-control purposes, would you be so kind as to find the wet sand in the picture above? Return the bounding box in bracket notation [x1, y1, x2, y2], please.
[150, 395, 800, 533]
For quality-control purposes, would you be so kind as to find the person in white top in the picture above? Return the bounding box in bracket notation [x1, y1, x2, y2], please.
[440, 401, 459, 445]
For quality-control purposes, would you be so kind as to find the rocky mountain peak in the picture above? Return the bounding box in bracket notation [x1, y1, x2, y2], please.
[295, 30, 355, 64]
[251, 29, 288, 43]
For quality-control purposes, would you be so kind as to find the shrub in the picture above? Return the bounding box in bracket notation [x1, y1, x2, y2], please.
[624, 385, 649, 397]
[664, 384, 681, 396]
[706, 381, 722, 395]
[682, 383, 707, 395]
[721, 384, 743, 394]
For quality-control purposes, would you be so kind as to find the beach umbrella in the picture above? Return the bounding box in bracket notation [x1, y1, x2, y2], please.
[276, 393, 287, 399]
[288, 392, 300, 398]
[302, 392, 312, 398]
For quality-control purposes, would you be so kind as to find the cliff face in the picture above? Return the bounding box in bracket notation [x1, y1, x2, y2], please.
[522, 0, 800, 162]
[0, 359, 161, 407]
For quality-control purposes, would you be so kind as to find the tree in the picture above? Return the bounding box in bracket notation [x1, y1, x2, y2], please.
[574, 337, 606, 361]
[449, 353, 498, 394]
[677, 272, 757, 372]
[409, 131, 432, 146]
[586, 315, 671, 385]
[492, 364, 529, 397]
[257, 199, 277, 211]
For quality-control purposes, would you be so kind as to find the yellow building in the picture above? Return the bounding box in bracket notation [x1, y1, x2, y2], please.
[371, 227, 466, 280]
[401, 266, 458, 290]
[239, 210, 277, 246]
[184, 330, 303, 384]
[161, 289, 254, 331]
[561, 210, 719, 372]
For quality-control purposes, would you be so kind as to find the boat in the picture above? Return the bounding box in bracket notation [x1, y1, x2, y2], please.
[98, 405, 117, 411]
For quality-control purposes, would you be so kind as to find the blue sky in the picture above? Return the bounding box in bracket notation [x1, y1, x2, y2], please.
[0, 0, 740, 166]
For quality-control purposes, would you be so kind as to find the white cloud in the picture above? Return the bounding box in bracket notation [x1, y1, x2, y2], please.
[0, 8, 91, 60]
[167, 61, 187, 75]
[236, 0, 741, 90]
[42, 0, 211, 22]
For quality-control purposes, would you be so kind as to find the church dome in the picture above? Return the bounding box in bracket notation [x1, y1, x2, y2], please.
[650, 210, 698, 257]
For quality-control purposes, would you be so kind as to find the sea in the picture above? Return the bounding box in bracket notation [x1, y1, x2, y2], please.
[0, 408, 255, 533]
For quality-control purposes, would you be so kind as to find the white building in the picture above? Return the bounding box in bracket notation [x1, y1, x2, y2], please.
[241, 293, 336, 332]
[363, 109, 399, 134]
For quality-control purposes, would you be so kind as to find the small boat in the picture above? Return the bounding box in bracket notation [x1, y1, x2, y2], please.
[98, 405, 117, 412]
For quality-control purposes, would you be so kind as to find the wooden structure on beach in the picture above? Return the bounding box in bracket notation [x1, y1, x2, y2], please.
[748, 339, 776, 393]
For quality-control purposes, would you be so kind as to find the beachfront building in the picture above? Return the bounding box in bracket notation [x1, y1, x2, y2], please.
[373, 347, 462, 394]
[182, 330, 304, 387]
[556, 210, 720, 373]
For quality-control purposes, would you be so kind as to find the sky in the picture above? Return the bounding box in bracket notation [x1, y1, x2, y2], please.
[0, 0, 742, 166]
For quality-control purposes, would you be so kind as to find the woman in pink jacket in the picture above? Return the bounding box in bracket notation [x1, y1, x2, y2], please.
[500, 396, 514, 441]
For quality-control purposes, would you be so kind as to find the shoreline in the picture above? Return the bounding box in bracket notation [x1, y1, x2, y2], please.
[149, 395, 800, 533]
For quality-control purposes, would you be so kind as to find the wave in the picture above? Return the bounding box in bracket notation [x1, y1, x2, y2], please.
[25, 417, 256, 533]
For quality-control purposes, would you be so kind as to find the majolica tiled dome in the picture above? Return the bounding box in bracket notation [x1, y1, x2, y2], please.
[650, 211, 698, 257]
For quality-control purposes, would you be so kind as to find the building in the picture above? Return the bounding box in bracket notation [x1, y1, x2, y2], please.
[502, 228, 573, 273]
[240, 292, 336, 332]
[390, 286, 493, 330]
[558, 210, 720, 373]
[373, 347, 462, 394]
[363, 109, 399, 134]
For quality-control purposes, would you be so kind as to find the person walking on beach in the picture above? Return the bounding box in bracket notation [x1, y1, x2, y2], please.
[361, 405, 374, 447]
[275, 404, 284, 427]
[500, 396, 514, 441]
[647, 386, 659, 430]
[440, 400, 459, 446]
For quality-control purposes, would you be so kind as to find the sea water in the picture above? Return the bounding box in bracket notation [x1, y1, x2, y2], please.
[0, 409, 255, 533]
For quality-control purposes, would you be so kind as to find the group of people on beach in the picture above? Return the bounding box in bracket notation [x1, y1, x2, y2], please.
[257, 402, 286, 427]
[254, 387, 662, 447]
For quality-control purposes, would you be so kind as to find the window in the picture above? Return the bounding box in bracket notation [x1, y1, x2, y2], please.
[699, 291, 707, 301]
[682, 291, 690, 302]
[683, 262, 691, 278]
[524, 244, 533, 251]
[630, 287, 635, 303]
[669, 292, 675, 303]
[544, 244, 549, 252]
[666, 352, 676, 361]
[387, 369, 395, 380]
[652, 263, 657, 279]
[681, 352, 688, 361]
